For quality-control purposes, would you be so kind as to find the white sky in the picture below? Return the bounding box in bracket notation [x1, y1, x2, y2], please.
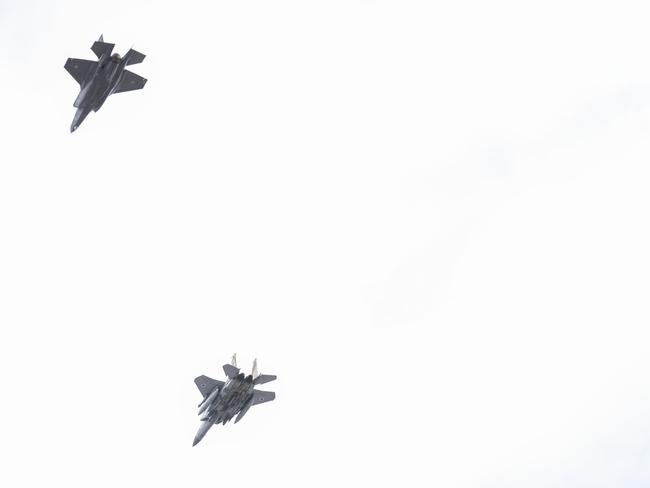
[1, 0, 650, 486]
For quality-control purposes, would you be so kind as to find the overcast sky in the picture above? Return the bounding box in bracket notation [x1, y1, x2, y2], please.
[1, 1, 649, 486]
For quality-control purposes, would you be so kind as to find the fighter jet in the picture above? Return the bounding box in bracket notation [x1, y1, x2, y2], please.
[64, 35, 147, 132]
[193, 354, 276, 446]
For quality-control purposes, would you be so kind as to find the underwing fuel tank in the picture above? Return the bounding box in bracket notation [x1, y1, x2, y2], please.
[197, 387, 220, 416]
[234, 397, 253, 424]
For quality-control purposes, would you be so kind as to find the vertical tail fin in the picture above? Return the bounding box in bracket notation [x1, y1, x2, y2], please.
[231, 354, 237, 368]
[252, 358, 259, 379]
[252, 359, 277, 385]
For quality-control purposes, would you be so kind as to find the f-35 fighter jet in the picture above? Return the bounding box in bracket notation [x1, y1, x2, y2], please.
[193, 354, 276, 446]
[64, 35, 147, 132]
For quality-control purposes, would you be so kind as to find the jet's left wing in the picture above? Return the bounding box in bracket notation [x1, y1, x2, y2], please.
[251, 389, 275, 405]
[194, 376, 224, 398]
[64, 58, 97, 85]
[113, 70, 147, 94]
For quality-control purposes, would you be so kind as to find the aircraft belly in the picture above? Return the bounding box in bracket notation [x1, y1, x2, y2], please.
[73, 87, 90, 108]
[66, 37, 147, 132]
[74, 79, 110, 109]
[192, 357, 275, 445]
[93, 94, 110, 111]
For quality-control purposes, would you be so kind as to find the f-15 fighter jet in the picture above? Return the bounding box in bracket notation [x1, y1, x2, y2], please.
[64, 35, 147, 132]
[193, 354, 276, 446]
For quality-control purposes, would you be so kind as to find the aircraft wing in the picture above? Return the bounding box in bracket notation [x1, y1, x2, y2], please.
[113, 70, 147, 94]
[194, 376, 224, 398]
[64, 58, 97, 85]
[251, 389, 275, 405]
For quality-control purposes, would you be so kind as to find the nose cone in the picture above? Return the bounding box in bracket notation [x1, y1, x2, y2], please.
[192, 421, 213, 447]
[192, 430, 204, 447]
[70, 107, 91, 133]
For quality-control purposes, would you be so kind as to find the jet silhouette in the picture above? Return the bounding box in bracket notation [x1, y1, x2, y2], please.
[64, 35, 147, 132]
[193, 355, 276, 446]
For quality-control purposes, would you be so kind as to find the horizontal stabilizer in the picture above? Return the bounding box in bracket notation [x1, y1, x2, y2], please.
[223, 363, 240, 379]
[124, 48, 146, 65]
[252, 358, 276, 385]
[91, 37, 114, 58]
[194, 375, 224, 398]
[254, 374, 277, 385]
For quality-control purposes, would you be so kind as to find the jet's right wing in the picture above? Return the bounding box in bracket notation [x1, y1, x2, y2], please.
[251, 389, 275, 405]
[113, 70, 147, 94]
[194, 375, 224, 398]
[64, 58, 97, 85]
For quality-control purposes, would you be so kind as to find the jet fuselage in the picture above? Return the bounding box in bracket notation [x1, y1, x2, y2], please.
[192, 357, 276, 446]
[193, 374, 255, 446]
[65, 38, 147, 133]
[201, 373, 254, 424]
[72, 54, 128, 125]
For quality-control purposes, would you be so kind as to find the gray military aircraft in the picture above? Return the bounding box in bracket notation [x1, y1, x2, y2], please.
[64, 35, 147, 132]
[193, 354, 276, 446]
